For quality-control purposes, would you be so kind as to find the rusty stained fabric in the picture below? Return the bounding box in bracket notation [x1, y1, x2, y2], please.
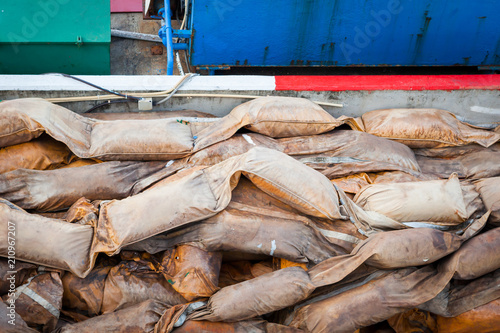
[0, 258, 36, 295]
[0, 135, 75, 174]
[2, 272, 63, 332]
[100, 259, 186, 314]
[360, 108, 500, 148]
[308, 215, 486, 288]
[218, 261, 273, 288]
[288, 266, 458, 333]
[189, 267, 315, 322]
[0, 160, 166, 212]
[0, 300, 39, 332]
[172, 319, 304, 332]
[55, 299, 169, 333]
[161, 245, 222, 301]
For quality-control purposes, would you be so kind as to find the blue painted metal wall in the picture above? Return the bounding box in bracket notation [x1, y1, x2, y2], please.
[189, 0, 500, 68]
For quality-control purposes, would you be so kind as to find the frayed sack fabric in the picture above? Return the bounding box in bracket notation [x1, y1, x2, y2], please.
[3, 272, 63, 333]
[474, 177, 500, 226]
[360, 108, 500, 148]
[101, 260, 186, 314]
[161, 245, 222, 301]
[279, 130, 421, 172]
[354, 174, 482, 224]
[55, 299, 169, 333]
[0, 135, 75, 174]
[92, 147, 346, 256]
[0, 98, 197, 160]
[189, 267, 315, 322]
[0, 161, 166, 211]
[308, 215, 486, 288]
[193, 97, 357, 151]
[0, 199, 95, 278]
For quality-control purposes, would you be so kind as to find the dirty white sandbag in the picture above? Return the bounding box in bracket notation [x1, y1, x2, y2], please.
[0, 98, 196, 160]
[360, 108, 500, 148]
[92, 147, 346, 256]
[0, 199, 94, 278]
[354, 174, 480, 223]
[193, 96, 358, 151]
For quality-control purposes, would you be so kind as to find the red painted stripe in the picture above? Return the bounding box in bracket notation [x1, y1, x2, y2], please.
[275, 75, 500, 91]
[111, 0, 143, 13]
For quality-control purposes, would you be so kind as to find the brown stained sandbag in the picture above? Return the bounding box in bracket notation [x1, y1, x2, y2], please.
[279, 130, 421, 172]
[0, 98, 196, 160]
[193, 97, 356, 152]
[0, 301, 38, 332]
[2, 272, 63, 333]
[161, 245, 222, 301]
[56, 299, 169, 333]
[0, 160, 166, 211]
[368, 170, 437, 184]
[308, 214, 486, 288]
[474, 177, 500, 226]
[0, 258, 36, 295]
[92, 147, 346, 256]
[101, 260, 186, 314]
[434, 299, 500, 333]
[189, 267, 315, 322]
[419, 269, 500, 318]
[61, 263, 114, 316]
[388, 308, 438, 333]
[439, 227, 500, 280]
[58, 159, 100, 169]
[289, 266, 455, 333]
[361, 108, 500, 148]
[354, 174, 481, 224]
[0, 199, 94, 278]
[0, 135, 75, 174]
[218, 261, 273, 288]
[64, 198, 98, 226]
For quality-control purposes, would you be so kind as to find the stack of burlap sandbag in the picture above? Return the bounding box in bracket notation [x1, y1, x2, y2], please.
[0, 97, 499, 333]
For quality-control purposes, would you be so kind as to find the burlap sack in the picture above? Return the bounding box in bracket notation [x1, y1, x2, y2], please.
[0, 135, 74, 174]
[83, 110, 216, 120]
[474, 177, 500, 226]
[279, 130, 421, 172]
[434, 299, 500, 333]
[308, 214, 486, 288]
[2, 272, 63, 332]
[354, 174, 481, 223]
[0, 161, 165, 211]
[193, 97, 354, 151]
[0, 98, 197, 160]
[101, 260, 186, 314]
[172, 319, 303, 333]
[0, 199, 94, 278]
[161, 245, 222, 301]
[361, 108, 500, 148]
[330, 173, 372, 194]
[92, 147, 346, 256]
[55, 299, 169, 333]
[189, 267, 314, 322]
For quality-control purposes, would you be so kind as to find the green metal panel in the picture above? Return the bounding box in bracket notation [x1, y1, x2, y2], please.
[0, 0, 110, 74]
